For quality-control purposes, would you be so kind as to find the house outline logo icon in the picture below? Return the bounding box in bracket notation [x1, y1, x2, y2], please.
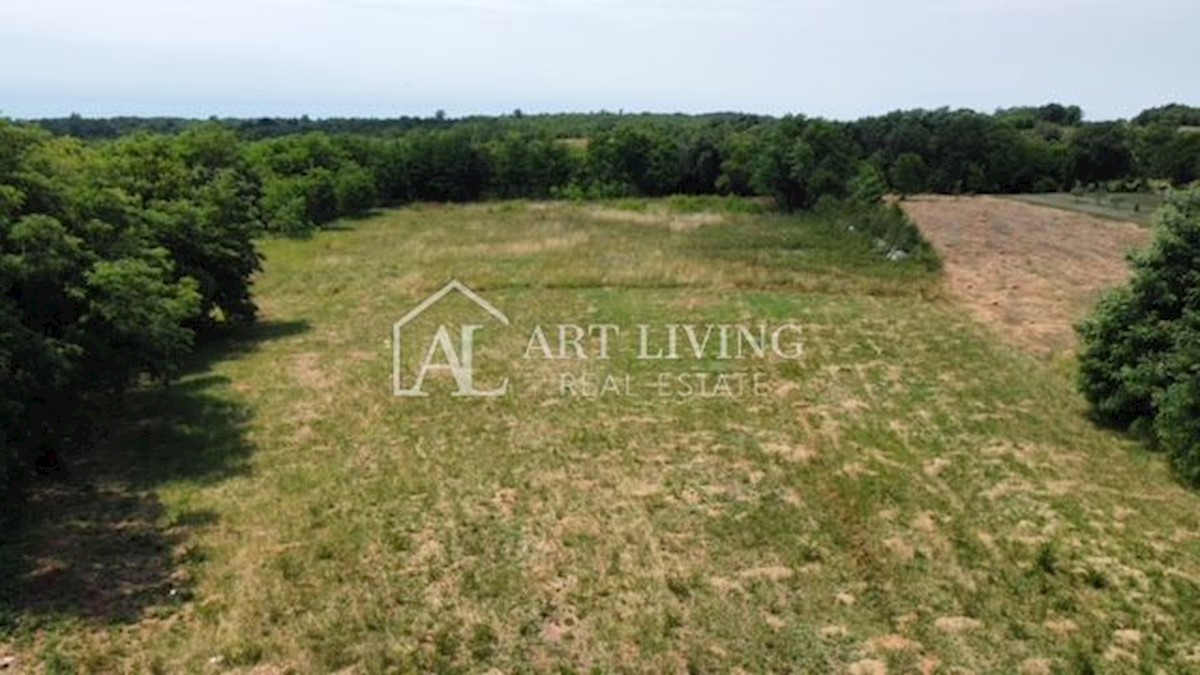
[392, 280, 510, 397]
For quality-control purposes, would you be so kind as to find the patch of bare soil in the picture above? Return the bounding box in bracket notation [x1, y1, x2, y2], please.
[901, 196, 1151, 355]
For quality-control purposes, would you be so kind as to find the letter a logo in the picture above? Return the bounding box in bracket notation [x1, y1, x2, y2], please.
[393, 281, 510, 397]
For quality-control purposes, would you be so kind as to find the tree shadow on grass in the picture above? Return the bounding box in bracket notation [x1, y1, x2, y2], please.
[0, 319, 308, 630]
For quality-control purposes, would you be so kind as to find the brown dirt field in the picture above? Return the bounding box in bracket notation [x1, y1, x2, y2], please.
[901, 195, 1152, 356]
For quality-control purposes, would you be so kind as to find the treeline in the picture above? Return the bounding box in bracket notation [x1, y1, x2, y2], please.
[27, 103, 1200, 198]
[32, 111, 768, 141]
[101, 105, 1200, 235]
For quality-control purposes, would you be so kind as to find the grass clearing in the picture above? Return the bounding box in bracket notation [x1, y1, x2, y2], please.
[3, 199, 1200, 673]
[1006, 192, 1165, 226]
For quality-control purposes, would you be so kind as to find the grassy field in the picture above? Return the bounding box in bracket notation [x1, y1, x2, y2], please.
[5, 198, 1200, 673]
[1006, 192, 1165, 226]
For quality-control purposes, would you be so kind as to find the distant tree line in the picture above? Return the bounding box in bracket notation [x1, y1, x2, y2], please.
[26, 103, 1200, 201]
[220, 104, 1200, 225]
[30, 111, 770, 141]
[2, 102, 1199, 498]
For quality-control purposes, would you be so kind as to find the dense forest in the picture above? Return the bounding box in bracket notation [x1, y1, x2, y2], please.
[2, 103, 1199, 501]
[27, 104, 1200, 202]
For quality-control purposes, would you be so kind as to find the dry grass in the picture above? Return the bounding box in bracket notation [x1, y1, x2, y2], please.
[901, 195, 1150, 356]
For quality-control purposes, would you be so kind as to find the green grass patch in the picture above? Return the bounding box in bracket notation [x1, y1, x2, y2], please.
[1007, 192, 1165, 225]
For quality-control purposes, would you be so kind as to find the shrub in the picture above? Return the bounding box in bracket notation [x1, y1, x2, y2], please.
[1077, 189, 1200, 481]
[889, 153, 927, 198]
[1161, 374, 1200, 483]
[849, 162, 887, 206]
[828, 201, 941, 271]
[261, 174, 335, 235]
[334, 163, 378, 216]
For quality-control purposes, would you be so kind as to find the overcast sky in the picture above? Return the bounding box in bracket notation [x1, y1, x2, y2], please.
[2, 0, 1196, 120]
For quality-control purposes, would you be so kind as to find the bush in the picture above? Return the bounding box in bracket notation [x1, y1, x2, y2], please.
[334, 163, 378, 216]
[827, 201, 941, 271]
[261, 172, 341, 234]
[889, 153, 927, 198]
[1161, 375, 1200, 483]
[849, 162, 887, 206]
[1077, 189, 1200, 482]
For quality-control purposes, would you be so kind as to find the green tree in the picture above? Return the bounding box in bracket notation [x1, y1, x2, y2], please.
[0, 120, 243, 480]
[334, 163, 378, 215]
[1078, 190, 1200, 482]
[849, 162, 887, 205]
[890, 152, 927, 197]
[586, 124, 681, 197]
[489, 133, 576, 198]
[1070, 123, 1134, 185]
[1137, 125, 1200, 185]
[751, 118, 860, 211]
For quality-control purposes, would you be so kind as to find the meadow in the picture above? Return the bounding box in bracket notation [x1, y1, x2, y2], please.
[4, 198, 1200, 673]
